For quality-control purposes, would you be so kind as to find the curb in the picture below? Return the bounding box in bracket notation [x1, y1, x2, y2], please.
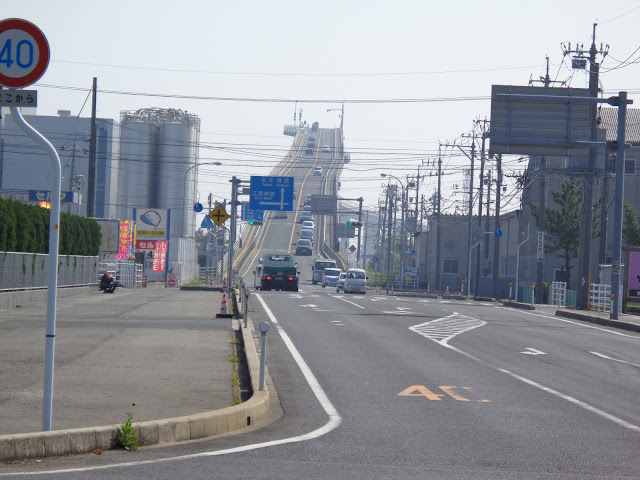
[0, 311, 269, 463]
[556, 310, 640, 333]
[502, 300, 536, 310]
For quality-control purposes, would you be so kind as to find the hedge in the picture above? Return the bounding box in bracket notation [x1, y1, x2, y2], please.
[0, 197, 101, 255]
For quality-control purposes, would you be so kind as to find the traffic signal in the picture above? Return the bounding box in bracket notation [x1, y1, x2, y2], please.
[347, 220, 363, 228]
[248, 220, 263, 226]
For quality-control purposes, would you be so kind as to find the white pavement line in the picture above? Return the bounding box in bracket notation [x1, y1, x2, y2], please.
[503, 307, 640, 338]
[332, 295, 366, 309]
[5, 296, 342, 477]
[590, 351, 640, 368]
[521, 348, 546, 355]
[415, 314, 640, 434]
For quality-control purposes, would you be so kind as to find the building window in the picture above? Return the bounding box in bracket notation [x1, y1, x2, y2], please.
[625, 159, 635, 175]
[444, 259, 458, 274]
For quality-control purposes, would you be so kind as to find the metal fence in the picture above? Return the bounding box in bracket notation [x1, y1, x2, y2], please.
[550, 281, 567, 306]
[0, 252, 99, 291]
[590, 283, 621, 314]
[98, 260, 143, 288]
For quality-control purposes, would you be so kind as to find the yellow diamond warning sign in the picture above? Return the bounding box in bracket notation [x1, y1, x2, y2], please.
[208, 205, 229, 226]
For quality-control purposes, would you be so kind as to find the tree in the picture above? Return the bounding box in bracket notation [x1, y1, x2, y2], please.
[530, 181, 582, 288]
[623, 202, 640, 246]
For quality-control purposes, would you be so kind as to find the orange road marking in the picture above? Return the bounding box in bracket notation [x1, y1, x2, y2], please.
[397, 385, 444, 400]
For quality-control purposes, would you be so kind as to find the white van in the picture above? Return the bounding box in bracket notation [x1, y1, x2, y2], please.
[344, 268, 367, 294]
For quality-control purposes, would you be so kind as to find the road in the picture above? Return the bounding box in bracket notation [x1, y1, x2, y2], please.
[3, 128, 640, 478]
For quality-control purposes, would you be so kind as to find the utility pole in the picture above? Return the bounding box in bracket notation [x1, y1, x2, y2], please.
[227, 176, 241, 290]
[484, 169, 492, 276]
[413, 166, 421, 242]
[87, 77, 97, 218]
[385, 184, 393, 295]
[474, 120, 489, 297]
[492, 154, 502, 298]
[598, 167, 610, 265]
[356, 197, 363, 265]
[564, 24, 608, 309]
[435, 151, 442, 291]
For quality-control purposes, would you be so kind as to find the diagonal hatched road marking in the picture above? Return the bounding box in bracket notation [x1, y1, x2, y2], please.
[409, 312, 486, 345]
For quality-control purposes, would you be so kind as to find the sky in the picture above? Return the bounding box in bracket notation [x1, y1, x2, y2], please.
[4, 0, 640, 221]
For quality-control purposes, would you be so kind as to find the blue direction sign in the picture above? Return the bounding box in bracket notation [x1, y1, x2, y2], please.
[249, 176, 294, 211]
[241, 203, 264, 223]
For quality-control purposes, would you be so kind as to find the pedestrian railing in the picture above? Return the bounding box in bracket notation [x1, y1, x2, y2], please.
[550, 281, 567, 306]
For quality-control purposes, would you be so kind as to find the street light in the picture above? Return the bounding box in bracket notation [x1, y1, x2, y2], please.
[381, 173, 406, 291]
[58, 139, 89, 214]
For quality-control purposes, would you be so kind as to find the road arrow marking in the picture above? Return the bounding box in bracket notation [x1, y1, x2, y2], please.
[521, 347, 546, 355]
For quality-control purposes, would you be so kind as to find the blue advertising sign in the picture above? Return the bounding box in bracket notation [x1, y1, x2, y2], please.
[28, 190, 76, 204]
[241, 203, 264, 222]
[249, 176, 294, 211]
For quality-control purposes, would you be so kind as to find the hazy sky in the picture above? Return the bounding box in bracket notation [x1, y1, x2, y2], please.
[4, 1, 640, 219]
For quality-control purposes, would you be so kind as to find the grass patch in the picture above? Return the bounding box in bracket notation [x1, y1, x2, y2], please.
[117, 412, 138, 451]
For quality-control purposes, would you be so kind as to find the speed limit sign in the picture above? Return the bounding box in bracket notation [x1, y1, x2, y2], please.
[0, 18, 50, 88]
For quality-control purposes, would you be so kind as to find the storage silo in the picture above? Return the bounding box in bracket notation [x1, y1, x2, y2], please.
[158, 118, 198, 238]
[117, 112, 157, 221]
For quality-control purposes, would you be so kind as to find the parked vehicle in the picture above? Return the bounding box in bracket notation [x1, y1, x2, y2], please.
[322, 268, 342, 288]
[344, 268, 367, 294]
[312, 258, 338, 285]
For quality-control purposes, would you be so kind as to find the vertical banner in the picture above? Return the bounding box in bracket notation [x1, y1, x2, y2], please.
[115, 220, 134, 260]
[152, 241, 168, 272]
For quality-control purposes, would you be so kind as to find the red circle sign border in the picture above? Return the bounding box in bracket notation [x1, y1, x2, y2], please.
[0, 18, 50, 88]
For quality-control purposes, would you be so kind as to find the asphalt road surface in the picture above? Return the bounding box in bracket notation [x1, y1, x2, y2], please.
[3, 129, 640, 478]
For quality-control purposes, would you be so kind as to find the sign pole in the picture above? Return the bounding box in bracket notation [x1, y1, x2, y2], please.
[11, 107, 60, 431]
[1, 18, 55, 431]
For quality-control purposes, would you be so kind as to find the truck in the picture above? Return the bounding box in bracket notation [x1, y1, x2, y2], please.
[257, 252, 299, 291]
[312, 258, 338, 285]
[311, 121, 319, 132]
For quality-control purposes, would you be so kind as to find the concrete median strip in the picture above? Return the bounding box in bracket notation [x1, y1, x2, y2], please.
[0, 317, 269, 463]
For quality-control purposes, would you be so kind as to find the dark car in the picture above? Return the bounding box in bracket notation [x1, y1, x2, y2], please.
[305, 147, 313, 155]
[295, 238, 313, 255]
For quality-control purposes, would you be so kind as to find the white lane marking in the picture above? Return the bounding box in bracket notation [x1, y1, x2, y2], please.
[504, 307, 640, 338]
[521, 348, 546, 355]
[411, 313, 640, 434]
[496, 368, 640, 432]
[590, 351, 640, 368]
[300, 304, 317, 308]
[332, 295, 366, 310]
[330, 320, 342, 323]
[410, 312, 486, 345]
[440, 300, 451, 304]
[8, 295, 342, 476]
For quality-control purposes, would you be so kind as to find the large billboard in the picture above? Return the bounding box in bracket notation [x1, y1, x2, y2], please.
[94, 219, 120, 253]
[489, 85, 592, 158]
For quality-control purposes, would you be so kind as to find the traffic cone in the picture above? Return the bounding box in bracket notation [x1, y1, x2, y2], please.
[216, 290, 233, 318]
